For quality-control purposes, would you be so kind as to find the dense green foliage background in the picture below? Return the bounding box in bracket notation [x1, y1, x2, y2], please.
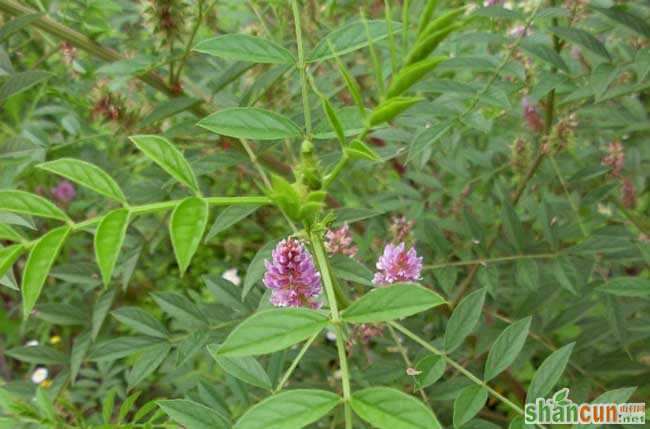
[0, 0, 648, 428]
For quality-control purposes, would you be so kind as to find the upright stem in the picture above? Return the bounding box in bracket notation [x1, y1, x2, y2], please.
[291, 0, 312, 136]
[311, 232, 352, 429]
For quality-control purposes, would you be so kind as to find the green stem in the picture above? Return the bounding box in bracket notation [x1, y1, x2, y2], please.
[310, 231, 352, 429]
[273, 331, 319, 393]
[390, 321, 547, 429]
[173, 0, 205, 84]
[291, 0, 312, 136]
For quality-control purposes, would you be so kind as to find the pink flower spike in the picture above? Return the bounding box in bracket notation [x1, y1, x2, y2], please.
[372, 242, 423, 286]
[324, 223, 358, 257]
[263, 238, 322, 308]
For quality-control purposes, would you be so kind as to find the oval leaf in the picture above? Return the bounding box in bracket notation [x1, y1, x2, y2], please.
[351, 387, 441, 429]
[453, 385, 487, 428]
[444, 288, 486, 353]
[484, 316, 531, 381]
[158, 399, 230, 429]
[0, 190, 69, 221]
[37, 158, 127, 203]
[208, 343, 272, 390]
[170, 197, 208, 275]
[526, 342, 574, 403]
[216, 308, 329, 357]
[597, 277, 650, 298]
[94, 208, 130, 286]
[342, 283, 445, 324]
[21, 226, 71, 319]
[234, 389, 340, 429]
[0, 223, 25, 242]
[112, 306, 168, 338]
[193, 34, 295, 64]
[197, 107, 302, 140]
[0, 244, 24, 279]
[129, 135, 199, 193]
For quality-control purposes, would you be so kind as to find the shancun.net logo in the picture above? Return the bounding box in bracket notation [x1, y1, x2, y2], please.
[525, 388, 646, 425]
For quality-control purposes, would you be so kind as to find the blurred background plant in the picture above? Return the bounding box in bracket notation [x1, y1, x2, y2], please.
[0, 0, 648, 428]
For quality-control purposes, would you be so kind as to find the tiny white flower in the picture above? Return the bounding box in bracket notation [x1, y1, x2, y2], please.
[222, 268, 241, 286]
[25, 340, 39, 347]
[325, 330, 337, 341]
[31, 367, 48, 384]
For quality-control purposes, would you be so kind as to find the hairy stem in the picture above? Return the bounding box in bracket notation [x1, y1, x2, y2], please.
[291, 0, 312, 136]
[311, 232, 352, 429]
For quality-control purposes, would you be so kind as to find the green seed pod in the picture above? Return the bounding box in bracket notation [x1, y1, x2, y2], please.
[368, 97, 424, 127]
[386, 56, 447, 98]
[405, 23, 462, 66]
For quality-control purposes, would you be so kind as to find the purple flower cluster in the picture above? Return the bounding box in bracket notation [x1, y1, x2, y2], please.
[325, 223, 357, 257]
[263, 238, 322, 308]
[372, 242, 423, 286]
[51, 180, 76, 204]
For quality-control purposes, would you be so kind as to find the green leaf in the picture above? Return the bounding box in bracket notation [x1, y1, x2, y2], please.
[574, 387, 637, 429]
[405, 24, 461, 65]
[453, 385, 487, 428]
[597, 277, 650, 298]
[520, 41, 569, 73]
[484, 317, 531, 381]
[117, 391, 142, 423]
[141, 96, 201, 126]
[193, 34, 295, 64]
[444, 288, 486, 353]
[216, 308, 328, 357]
[207, 344, 272, 390]
[309, 20, 402, 62]
[413, 355, 445, 389]
[321, 97, 345, 145]
[0, 70, 51, 101]
[0, 244, 24, 279]
[21, 226, 70, 319]
[351, 387, 441, 429]
[242, 240, 278, 298]
[234, 389, 340, 429]
[70, 331, 91, 384]
[592, 6, 650, 38]
[129, 135, 199, 193]
[158, 399, 230, 429]
[103, 388, 117, 424]
[127, 342, 171, 389]
[386, 56, 446, 98]
[170, 197, 208, 275]
[342, 283, 446, 324]
[88, 336, 166, 361]
[0, 190, 69, 221]
[346, 139, 381, 161]
[36, 303, 87, 326]
[0, 223, 24, 242]
[37, 158, 127, 203]
[94, 208, 130, 286]
[407, 122, 452, 165]
[330, 253, 373, 286]
[5, 345, 66, 364]
[151, 291, 207, 326]
[369, 96, 424, 126]
[0, 13, 44, 42]
[112, 307, 168, 338]
[501, 201, 525, 252]
[549, 26, 610, 61]
[92, 288, 116, 340]
[526, 343, 574, 403]
[205, 205, 260, 242]
[203, 275, 250, 313]
[197, 107, 302, 140]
